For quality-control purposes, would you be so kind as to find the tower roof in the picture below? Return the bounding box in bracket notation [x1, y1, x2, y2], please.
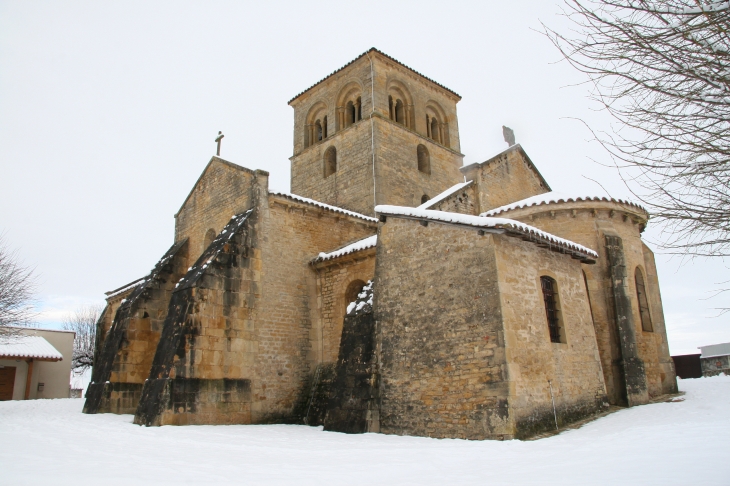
[288, 48, 461, 104]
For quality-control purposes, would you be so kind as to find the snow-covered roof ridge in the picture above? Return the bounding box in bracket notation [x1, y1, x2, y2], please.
[375, 205, 599, 261]
[312, 235, 377, 264]
[418, 180, 473, 209]
[105, 277, 146, 299]
[0, 334, 64, 361]
[270, 192, 379, 223]
[481, 191, 647, 217]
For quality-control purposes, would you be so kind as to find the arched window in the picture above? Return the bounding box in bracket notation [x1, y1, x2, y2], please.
[304, 101, 327, 148]
[324, 146, 337, 178]
[430, 117, 440, 144]
[417, 144, 430, 174]
[540, 276, 565, 343]
[346, 101, 356, 127]
[203, 228, 216, 251]
[315, 120, 323, 142]
[421, 194, 430, 205]
[395, 100, 405, 125]
[635, 268, 653, 332]
[356, 97, 362, 121]
[345, 279, 366, 306]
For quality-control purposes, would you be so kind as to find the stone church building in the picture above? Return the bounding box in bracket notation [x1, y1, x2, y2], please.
[84, 48, 677, 440]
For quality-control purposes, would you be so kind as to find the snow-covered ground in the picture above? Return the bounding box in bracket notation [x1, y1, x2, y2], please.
[1, 376, 728, 485]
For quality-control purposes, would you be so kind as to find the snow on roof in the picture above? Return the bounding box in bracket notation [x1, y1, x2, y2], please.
[105, 277, 146, 298]
[270, 192, 378, 223]
[418, 181, 473, 209]
[481, 191, 647, 217]
[312, 235, 377, 264]
[699, 342, 730, 359]
[0, 335, 63, 361]
[375, 205, 599, 261]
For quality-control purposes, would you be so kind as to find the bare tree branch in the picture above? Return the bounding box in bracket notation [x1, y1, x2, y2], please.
[62, 305, 102, 374]
[0, 234, 37, 336]
[544, 0, 730, 257]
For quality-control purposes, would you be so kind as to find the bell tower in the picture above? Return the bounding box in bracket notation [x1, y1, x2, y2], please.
[288, 48, 465, 216]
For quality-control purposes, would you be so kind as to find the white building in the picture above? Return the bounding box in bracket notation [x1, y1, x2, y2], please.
[0, 328, 74, 400]
[698, 342, 730, 377]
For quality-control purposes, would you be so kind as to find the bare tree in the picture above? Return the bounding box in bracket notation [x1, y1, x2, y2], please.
[62, 306, 102, 374]
[545, 1, 730, 257]
[0, 235, 37, 336]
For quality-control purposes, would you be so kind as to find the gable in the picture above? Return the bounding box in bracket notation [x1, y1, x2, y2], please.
[461, 145, 551, 213]
[174, 156, 260, 266]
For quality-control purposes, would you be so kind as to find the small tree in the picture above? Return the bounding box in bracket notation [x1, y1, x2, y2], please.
[63, 306, 102, 374]
[0, 235, 37, 336]
[545, 1, 730, 257]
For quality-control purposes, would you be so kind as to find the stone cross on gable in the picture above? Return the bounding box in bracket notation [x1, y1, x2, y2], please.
[215, 131, 224, 156]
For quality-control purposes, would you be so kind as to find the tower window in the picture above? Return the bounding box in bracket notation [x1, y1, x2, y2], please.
[635, 268, 653, 332]
[540, 276, 564, 343]
[417, 144, 430, 174]
[324, 146, 337, 178]
[346, 101, 356, 126]
[315, 120, 323, 142]
[421, 194, 430, 205]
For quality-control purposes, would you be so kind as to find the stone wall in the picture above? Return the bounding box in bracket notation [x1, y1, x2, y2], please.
[374, 217, 511, 440]
[461, 145, 550, 213]
[374, 117, 464, 210]
[492, 236, 608, 437]
[290, 121, 376, 216]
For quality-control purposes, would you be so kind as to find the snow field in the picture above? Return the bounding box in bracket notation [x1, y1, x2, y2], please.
[0, 376, 728, 485]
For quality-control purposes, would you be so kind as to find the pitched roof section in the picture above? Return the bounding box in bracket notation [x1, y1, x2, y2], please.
[288, 48, 461, 104]
[0, 335, 64, 361]
[312, 235, 377, 264]
[375, 205, 598, 263]
[460, 144, 552, 192]
[270, 192, 379, 223]
[481, 191, 648, 217]
[418, 180, 473, 209]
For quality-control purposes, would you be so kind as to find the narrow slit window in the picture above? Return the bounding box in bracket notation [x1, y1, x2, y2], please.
[635, 268, 653, 332]
[417, 144, 430, 174]
[324, 146, 337, 178]
[540, 276, 564, 343]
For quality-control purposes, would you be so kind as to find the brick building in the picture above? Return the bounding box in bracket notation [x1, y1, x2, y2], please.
[84, 49, 677, 439]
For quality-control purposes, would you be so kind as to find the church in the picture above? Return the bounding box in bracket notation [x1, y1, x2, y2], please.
[84, 48, 677, 440]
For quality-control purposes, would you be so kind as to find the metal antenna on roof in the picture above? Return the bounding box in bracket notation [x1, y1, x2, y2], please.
[502, 126, 515, 147]
[215, 131, 225, 156]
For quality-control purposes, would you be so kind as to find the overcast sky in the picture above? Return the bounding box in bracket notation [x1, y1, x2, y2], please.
[1, 0, 727, 354]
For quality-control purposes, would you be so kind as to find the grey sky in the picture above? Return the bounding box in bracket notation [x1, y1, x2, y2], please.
[1, 0, 727, 354]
